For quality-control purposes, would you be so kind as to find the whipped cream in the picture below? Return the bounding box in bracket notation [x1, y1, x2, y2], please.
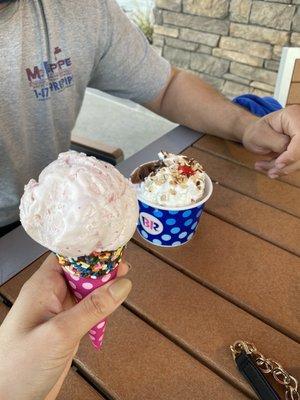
[138, 152, 205, 207]
[20, 151, 138, 257]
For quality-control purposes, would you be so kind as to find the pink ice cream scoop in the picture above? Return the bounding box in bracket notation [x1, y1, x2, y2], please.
[20, 150, 138, 257]
[20, 150, 138, 349]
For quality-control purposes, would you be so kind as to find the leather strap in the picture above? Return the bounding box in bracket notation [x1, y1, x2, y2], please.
[236, 351, 281, 400]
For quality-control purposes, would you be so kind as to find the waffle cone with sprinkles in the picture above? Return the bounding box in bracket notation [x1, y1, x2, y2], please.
[57, 246, 124, 349]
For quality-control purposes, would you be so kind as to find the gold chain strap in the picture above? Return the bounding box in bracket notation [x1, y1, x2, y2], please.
[230, 340, 299, 400]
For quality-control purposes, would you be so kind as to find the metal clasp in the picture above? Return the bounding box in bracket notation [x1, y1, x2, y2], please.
[230, 340, 252, 361]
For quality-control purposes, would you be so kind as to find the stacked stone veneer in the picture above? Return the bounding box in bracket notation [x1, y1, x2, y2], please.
[153, 0, 300, 98]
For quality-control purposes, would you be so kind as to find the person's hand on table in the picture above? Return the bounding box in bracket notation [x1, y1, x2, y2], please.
[0, 253, 132, 400]
[242, 105, 300, 178]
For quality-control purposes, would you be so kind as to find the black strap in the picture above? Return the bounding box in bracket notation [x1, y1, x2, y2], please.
[236, 352, 281, 400]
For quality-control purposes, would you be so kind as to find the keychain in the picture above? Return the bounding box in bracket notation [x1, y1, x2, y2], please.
[230, 340, 299, 400]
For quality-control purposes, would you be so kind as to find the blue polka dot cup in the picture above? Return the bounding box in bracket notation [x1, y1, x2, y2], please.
[133, 171, 213, 247]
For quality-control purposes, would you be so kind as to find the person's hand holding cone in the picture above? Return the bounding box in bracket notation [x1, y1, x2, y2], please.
[0, 254, 131, 400]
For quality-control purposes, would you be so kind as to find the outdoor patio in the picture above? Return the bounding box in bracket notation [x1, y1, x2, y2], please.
[0, 0, 299, 399]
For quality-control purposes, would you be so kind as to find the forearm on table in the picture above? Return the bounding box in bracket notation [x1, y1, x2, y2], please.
[146, 68, 258, 143]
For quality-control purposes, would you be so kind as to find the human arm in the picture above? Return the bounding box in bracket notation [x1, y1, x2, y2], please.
[144, 68, 300, 178]
[145, 68, 300, 178]
[145, 68, 258, 143]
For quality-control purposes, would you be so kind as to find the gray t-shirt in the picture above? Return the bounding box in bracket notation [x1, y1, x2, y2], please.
[0, 0, 170, 226]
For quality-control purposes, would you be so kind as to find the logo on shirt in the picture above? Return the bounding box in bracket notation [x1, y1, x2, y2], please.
[54, 47, 62, 59]
[25, 47, 74, 101]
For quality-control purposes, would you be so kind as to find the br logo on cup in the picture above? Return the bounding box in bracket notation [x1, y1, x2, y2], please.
[140, 212, 163, 235]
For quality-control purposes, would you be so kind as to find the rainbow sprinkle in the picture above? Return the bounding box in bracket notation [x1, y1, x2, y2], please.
[57, 246, 124, 278]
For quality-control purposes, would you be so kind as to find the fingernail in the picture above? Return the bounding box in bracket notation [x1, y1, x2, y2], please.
[275, 163, 285, 169]
[269, 174, 279, 179]
[108, 279, 132, 301]
[126, 262, 132, 271]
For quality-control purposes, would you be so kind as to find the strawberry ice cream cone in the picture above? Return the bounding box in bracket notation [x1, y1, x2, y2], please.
[20, 151, 139, 351]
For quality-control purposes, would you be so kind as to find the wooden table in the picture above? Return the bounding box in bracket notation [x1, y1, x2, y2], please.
[0, 126, 299, 400]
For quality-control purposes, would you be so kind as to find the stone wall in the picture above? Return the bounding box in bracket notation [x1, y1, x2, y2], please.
[153, 0, 300, 98]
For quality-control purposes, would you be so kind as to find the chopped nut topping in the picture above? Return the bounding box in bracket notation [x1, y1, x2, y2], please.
[138, 151, 206, 206]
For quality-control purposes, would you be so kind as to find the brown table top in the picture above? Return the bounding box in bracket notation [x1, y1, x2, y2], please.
[1, 130, 299, 400]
